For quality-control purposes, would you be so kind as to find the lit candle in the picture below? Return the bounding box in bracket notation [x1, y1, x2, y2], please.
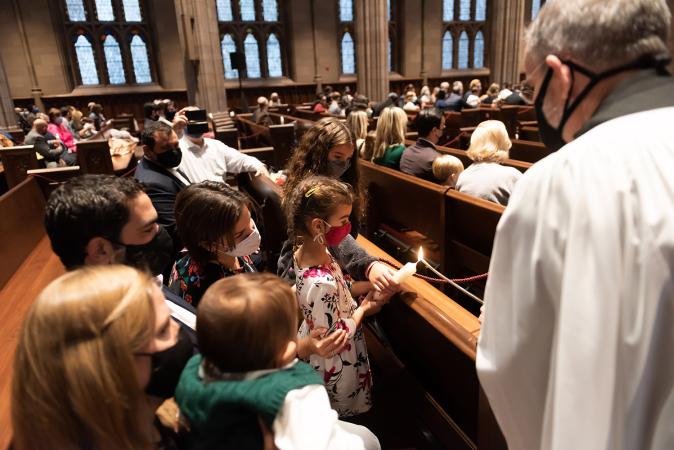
[280, 116, 285, 124]
[391, 247, 423, 284]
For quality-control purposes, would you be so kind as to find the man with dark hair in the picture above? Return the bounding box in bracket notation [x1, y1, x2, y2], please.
[434, 89, 450, 111]
[135, 121, 188, 241]
[45, 174, 195, 313]
[400, 108, 445, 181]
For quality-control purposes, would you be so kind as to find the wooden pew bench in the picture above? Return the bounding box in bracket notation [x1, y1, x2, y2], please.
[0, 177, 66, 449]
[509, 139, 551, 163]
[236, 114, 295, 169]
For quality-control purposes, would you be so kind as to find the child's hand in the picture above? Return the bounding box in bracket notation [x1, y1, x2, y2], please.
[156, 397, 190, 433]
[360, 291, 384, 316]
[298, 328, 348, 359]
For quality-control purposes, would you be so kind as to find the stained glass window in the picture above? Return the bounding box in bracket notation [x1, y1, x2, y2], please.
[122, 0, 142, 21]
[532, 0, 542, 19]
[443, 0, 454, 21]
[262, 0, 278, 21]
[95, 0, 115, 21]
[103, 34, 126, 84]
[240, 0, 255, 21]
[459, 0, 470, 20]
[474, 31, 484, 68]
[217, 0, 233, 21]
[339, 0, 353, 22]
[341, 32, 355, 74]
[442, 31, 453, 70]
[74, 35, 99, 84]
[387, 0, 390, 21]
[66, 0, 86, 21]
[244, 33, 261, 78]
[388, 37, 392, 72]
[130, 35, 151, 83]
[221, 34, 238, 79]
[458, 31, 469, 68]
[266, 33, 282, 77]
[475, 0, 486, 20]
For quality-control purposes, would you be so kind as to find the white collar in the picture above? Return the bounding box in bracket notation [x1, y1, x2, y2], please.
[199, 358, 300, 382]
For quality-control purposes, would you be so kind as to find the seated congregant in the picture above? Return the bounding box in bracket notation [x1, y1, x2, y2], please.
[252, 96, 273, 126]
[432, 154, 464, 187]
[403, 91, 420, 112]
[481, 83, 501, 105]
[269, 91, 282, 106]
[346, 109, 369, 154]
[169, 182, 261, 307]
[12, 265, 192, 450]
[400, 108, 444, 181]
[47, 108, 77, 153]
[456, 120, 522, 205]
[24, 118, 75, 166]
[371, 106, 407, 169]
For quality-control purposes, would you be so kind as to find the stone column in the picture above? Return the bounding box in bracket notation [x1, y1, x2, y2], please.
[489, 0, 525, 85]
[0, 53, 16, 128]
[11, 0, 44, 112]
[355, 0, 388, 102]
[174, 0, 228, 112]
[310, 0, 322, 94]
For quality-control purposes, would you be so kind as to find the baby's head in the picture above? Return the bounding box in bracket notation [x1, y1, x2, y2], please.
[432, 154, 465, 187]
[198, 273, 298, 375]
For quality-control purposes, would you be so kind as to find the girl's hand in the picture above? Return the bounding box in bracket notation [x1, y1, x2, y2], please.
[367, 262, 401, 296]
[360, 291, 384, 316]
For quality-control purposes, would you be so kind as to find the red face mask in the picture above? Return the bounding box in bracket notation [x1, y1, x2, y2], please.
[322, 220, 352, 247]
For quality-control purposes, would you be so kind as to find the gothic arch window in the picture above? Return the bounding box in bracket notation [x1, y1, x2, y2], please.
[441, 0, 488, 70]
[60, 0, 156, 86]
[388, 0, 399, 73]
[338, 0, 356, 76]
[217, 0, 287, 79]
[530, 0, 545, 20]
[442, 31, 453, 70]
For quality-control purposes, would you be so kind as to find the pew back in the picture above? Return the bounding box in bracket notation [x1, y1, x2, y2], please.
[77, 139, 114, 174]
[0, 146, 39, 189]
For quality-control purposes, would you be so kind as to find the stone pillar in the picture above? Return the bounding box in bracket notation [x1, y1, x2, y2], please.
[174, 0, 228, 112]
[310, 0, 322, 94]
[355, 0, 388, 102]
[0, 53, 16, 128]
[489, 0, 525, 85]
[11, 0, 44, 112]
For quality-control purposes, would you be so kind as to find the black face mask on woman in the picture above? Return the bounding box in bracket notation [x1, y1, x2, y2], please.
[139, 326, 194, 399]
[535, 54, 670, 152]
[114, 225, 174, 276]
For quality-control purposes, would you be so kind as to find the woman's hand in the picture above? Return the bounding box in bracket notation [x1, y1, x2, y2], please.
[297, 328, 348, 359]
[156, 397, 190, 433]
[367, 262, 401, 296]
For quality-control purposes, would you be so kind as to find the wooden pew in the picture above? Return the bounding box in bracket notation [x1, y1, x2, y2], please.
[0, 177, 66, 449]
[358, 236, 506, 450]
[77, 139, 114, 175]
[214, 127, 239, 149]
[509, 139, 551, 163]
[27, 166, 81, 199]
[236, 114, 295, 169]
[0, 145, 39, 189]
[359, 159, 505, 278]
[519, 126, 540, 142]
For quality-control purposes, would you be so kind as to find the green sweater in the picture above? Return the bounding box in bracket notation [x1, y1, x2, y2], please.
[373, 143, 405, 169]
[176, 355, 322, 450]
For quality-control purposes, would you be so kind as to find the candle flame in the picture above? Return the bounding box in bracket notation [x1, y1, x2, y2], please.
[417, 247, 424, 262]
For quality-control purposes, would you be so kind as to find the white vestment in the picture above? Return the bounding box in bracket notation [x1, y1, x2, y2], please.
[477, 108, 674, 450]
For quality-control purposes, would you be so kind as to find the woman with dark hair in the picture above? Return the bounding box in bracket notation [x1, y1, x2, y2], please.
[169, 181, 260, 307]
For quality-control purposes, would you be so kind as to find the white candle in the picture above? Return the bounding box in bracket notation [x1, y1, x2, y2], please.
[280, 116, 285, 124]
[392, 262, 417, 284]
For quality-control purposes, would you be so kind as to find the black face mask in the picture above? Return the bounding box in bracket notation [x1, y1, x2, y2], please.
[117, 225, 174, 276]
[141, 326, 194, 399]
[156, 146, 182, 168]
[535, 54, 671, 152]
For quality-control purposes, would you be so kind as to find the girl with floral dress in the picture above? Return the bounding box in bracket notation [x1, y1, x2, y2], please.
[284, 175, 391, 417]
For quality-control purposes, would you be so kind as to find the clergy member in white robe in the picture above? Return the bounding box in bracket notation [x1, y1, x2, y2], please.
[476, 1, 674, 449]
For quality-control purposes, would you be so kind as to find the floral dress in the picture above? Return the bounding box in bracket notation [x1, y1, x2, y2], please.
[294, 255, 372, 417]
[169, 251, 257, 307]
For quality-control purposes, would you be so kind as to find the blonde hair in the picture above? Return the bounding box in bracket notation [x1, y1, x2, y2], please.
[198, 273, 298, 374]
[346, 110, 369, 141]
[432, 155, 465, 185]
[486, 83, 500, 96]
[372, 107, 407, 161]
[404, 91, 416, 103]
[469, 79, 482, 92]
[12, 266, 156, 450]
[467, 120, 512, 163]
[361, 131, 376, 160]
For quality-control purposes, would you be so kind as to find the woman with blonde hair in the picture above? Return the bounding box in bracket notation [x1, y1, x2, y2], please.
[346, 109, 369, 155]
[11, 265, 190, 450]
[456, 120, 522, 205]
[371, 106, 407, 169]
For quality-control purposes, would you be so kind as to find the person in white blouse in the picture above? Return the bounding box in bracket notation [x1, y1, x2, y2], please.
[455, 120, 522, 205]
[477, 1, 674, 449]
[173, 107, 269, 183]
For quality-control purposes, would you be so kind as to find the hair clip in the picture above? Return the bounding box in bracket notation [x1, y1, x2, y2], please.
[305, 187, 319, 198]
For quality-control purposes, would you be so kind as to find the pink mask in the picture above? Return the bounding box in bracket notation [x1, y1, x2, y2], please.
[323, 221, 351, 247]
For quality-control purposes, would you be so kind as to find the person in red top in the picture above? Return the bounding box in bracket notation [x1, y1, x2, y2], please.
[47, 108, 77, 153]
[313, 94, 328, 113]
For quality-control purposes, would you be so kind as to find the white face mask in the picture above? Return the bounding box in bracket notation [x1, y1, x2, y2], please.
[224, 221, 261, 257]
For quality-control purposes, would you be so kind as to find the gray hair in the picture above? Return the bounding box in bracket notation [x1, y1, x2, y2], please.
[452, 81, 464, 94]
[526, 0, 670, 71]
